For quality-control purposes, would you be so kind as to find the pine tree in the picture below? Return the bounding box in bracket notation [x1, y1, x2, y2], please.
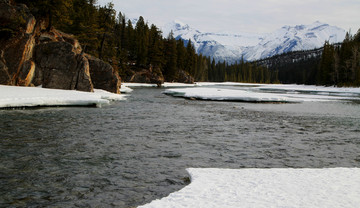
[318, 41, 335, 85]
[164, 31, 178, 81]
[185, 39, 196, 76]
[16, 0, 73, 31]
[148, 24, 164, 69]
[176, 39, 186, 71]
[135, 16, 149, 67]
[97, 2, 116, 60]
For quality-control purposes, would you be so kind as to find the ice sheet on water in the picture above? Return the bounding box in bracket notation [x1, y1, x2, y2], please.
[139, 168, 360, 208]
[163, 84, 360, 103]
[255, 84, 360, 96]
[164, 87, 300, 102]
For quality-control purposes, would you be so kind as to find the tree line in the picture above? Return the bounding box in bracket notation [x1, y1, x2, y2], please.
[318, 32, 360, 86]
[256, 31, 360, 87]
[14, 0, 277, 83]
[14, 0, 359, 86]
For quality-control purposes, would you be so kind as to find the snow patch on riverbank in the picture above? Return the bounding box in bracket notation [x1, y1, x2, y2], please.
[140, 168, 360, 208]
[164, 87, 300, 102]
[0, 85, 126, 108]
[163, 83, 360, 103]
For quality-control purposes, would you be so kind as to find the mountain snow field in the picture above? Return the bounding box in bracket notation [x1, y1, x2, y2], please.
[161, 21, 346, 62]
[139, 168, 360, 208]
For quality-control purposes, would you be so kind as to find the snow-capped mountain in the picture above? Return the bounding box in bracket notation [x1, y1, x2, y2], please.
[161, 21, 346, 62]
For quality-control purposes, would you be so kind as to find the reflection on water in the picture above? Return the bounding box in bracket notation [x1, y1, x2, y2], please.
[1, 88, 360, 207]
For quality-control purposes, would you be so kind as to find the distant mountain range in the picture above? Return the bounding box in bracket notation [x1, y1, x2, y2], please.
[161, 21, 346, 63]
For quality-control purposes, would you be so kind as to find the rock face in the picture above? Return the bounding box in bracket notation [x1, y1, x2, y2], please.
[0, 1, 37, 85]
[34, 42, 93, 91]
[17, 60, 35, 86]
[177, 69, 195, 84]
[127, 66, 165, 87]
[0, 1, 121, 93]
[0, 59, 11, 84]
[86, 55, 121, 94]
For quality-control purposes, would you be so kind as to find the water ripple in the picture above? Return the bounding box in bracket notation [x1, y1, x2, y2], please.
[1, 88, 359, 207]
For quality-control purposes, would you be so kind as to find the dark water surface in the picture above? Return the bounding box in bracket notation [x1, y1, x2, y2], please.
[1, 88, 360, 207]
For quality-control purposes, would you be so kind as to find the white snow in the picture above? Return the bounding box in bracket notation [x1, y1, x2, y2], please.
[122, 83, 159, 88]
[164, 87, 300, 102]
[162, 21, 346, 62]
[122, 82, 262, 88]
[120, 85, 134, 93]
[122, 82, 199, 88]
[255, 84, 360, 95]
[139, 168, 360, 208]
[0, 85, 126, 108]
[163, 84, 360, 103]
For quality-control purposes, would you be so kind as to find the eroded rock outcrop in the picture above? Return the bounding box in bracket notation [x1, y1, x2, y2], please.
[17, 60, 35, 86]
[177, 69, 195, 84]
[0, 0, 122, 93]
[86, 55, 121, 94]
[0, 1, 37, 85]
[127, 66, 164, 87]
[34, 42, 93, 91]
[0, 58, 11, 84]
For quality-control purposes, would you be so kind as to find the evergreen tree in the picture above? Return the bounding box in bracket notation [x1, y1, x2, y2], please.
[185, 39, 196, 76]
[16, 0, 73, 31]
[148, 24, 164, 69]
[135, 16, 149, 67]
[97, 2, 116, 60]
[164, 31, 178, 81]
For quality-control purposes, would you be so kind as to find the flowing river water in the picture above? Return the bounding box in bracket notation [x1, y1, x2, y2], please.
[1, 87, 360, 207]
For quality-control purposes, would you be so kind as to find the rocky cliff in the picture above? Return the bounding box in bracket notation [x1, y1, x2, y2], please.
[0, 0, 121, 93]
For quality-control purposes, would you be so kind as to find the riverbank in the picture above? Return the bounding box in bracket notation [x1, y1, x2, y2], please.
[0, 85, 126, 108]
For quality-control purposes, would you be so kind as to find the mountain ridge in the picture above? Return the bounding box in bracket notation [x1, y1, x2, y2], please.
[161, 21, 346, 63]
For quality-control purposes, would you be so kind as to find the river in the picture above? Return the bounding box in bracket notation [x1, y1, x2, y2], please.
[1, 87, 359, 207]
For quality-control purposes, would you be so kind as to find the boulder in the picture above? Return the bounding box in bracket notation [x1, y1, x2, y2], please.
[86, 55, 121, 94]
[127, 66, 164, 87]
[34, 41, 93, 92]
[177, 69, 195, 84]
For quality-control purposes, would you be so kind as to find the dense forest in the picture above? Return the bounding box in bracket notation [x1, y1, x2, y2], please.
[15, 0, 360, 86]
[256, 32, 360, 87]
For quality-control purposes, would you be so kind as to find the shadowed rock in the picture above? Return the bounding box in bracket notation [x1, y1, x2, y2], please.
[86, 55, 121, 94]
[34, 42, 93, 91]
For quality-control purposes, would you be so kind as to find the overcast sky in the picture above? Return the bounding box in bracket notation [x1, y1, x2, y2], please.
[97, 0, 359, 34]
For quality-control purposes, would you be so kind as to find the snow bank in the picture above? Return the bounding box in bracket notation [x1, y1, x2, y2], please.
[164, 87, 302, 102]
[122, 82, 198, 88]
[122, 82, 263, 89]
[122, 83, 159, 88]
[120, 85, 133, 93]
[163, 85, 360, 103]
[0, 85, 126, 108]
[256, 84, 360, 96]
[139, 168, 360, 208]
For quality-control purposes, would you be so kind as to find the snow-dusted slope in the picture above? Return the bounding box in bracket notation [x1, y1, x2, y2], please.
[161, 21, 346, 62]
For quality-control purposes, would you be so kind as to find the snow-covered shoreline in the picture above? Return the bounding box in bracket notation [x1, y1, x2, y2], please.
[1, 83, 359, 108]
[0, 85, 126, 108]
[140, 168, 360, 208]
[163, 83, 360, 103]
